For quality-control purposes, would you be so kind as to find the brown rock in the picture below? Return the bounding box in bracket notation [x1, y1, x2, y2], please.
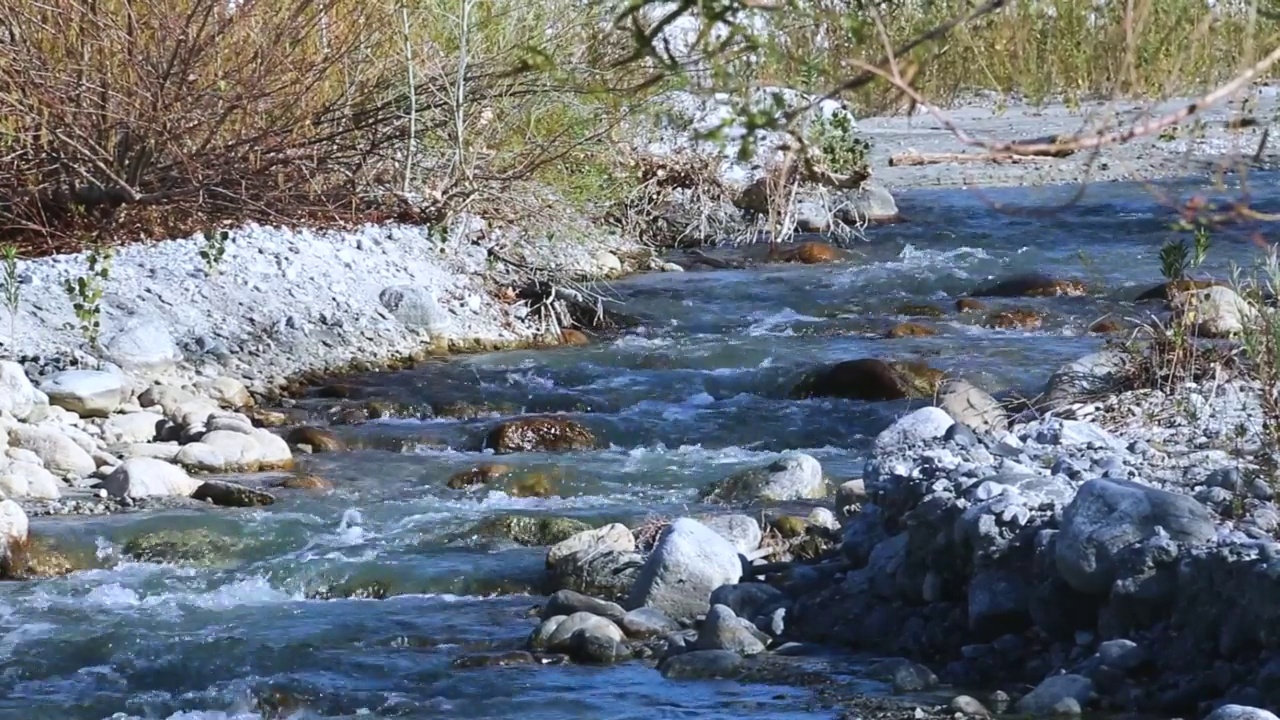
[1089, 318, 1124, 334]
[973, 273, 1088, 298]
[560, 329, 591, 346]
[486, 417, 598, 454]
[886, 322, 937, 338]
[434, 400, 517, 421]
[274, 474, 334, 491]
[1134, 278, 1224, 302]
[193, 480, 277, 507]
[286, 426, 346, 453]
[244, 408, 292, 428]
[447, 463, 513, 489]
[507, 470, 559, 498]
[317, 384, 358, 399]
[790, 358, 944, 401]
[895, 303, 945, 318]
[787, 241, 843, 264]
[956, 298, 986, 313]
[983, 309, 1044, 331]
[0, 536, 89, 579]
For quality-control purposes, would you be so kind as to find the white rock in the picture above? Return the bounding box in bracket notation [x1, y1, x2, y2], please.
[102, 412, 164, 445]
[120, 443, 182, 461]
[0, 499, 29, 551]
[628, 518, 743, 623]
[196, 377, 253, 409]
[594, 250, 623, 277]
[807, 507, 840, 532]
[174, 441, 227, 472]
[547, 523, 636, 567]
[99, 457, 200, 498]
[874, 407, 955, 453]
[105, 322, 183, 373]
[208, 416, 256, 435]
[6, 447, 41, 466]
[251, 429, 293, 468]
[0, 461, 62, 499]
[138, 384, 199, 417]
[1173, 285, 1257, 338]
[8, 424, 96, 478]
[39, 370, 126, 418]
[1015, 674, 1094, 716]
[1205, 706, 1280, 720]
[0, 361, 42, 420]
[938, 378, 1008, 436]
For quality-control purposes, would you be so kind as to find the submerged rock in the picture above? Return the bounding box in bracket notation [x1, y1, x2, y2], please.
[628, 518, 742, 623]
[192, 480, 276, 508]
[700, 452, 826, 503]
[1, 536, 91, 579]
[121, 528, 245, 565]
[973, 274, 1088, 298]
[791, 358, 944, 401]
[885, 322, 937, 338]
[471, 515, 592, 547]
[447, 463, 512, 489]
[273, 474, 334, 491]
[486, 417, 597, 454]
[983, 309, 1044, 331]
[659, 649, 745, 680]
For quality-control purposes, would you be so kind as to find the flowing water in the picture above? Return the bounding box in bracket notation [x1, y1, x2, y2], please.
[4, 176, 1278, 720]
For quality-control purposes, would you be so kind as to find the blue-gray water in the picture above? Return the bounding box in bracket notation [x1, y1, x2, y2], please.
[3, 175, 1277, 719]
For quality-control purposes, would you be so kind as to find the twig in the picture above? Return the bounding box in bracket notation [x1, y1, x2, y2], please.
[888, 151, 1059, 167]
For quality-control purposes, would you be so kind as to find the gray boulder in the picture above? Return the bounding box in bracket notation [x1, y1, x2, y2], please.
[1015, 674, 1094, 716]
[700, 452, 826, 503]
[98, 457, 200, 499]
[1205, 706, 1280, 720]
[620, 607, 680, 639]
[542, 589, 626, 623]
[1056, 479, 1216, 595]
[546, 523, 643, 602]
[8, 425, 95, 479]
[1042, 351, 1127, 410]
[628, 518, 743, 623]
[874, 407, 955, 453]
[379, 285, 452, 335]
[105, 322, 182, 373]
[694, 604, 767, 656]
[708, 582, 785, 620]
[699, 514, 763, 553]
[39, 370, 126, 418]
[658, 649, 744, 680]
[0, 361, 42, 420]
[867, 658, 939, 693]
[0, 461, 62, 500]
[102, 411, 164, 445]
[544, 611, 625, 651]
[938, 379, 1007, 436]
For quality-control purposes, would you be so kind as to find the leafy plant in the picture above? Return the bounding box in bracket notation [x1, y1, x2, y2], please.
[62, 245, 112, 348]
[0, 244, 18, 341]
[1159, 224, 1211, 281]
[199, 228, 229, 274]
[805, 111, 872, 177]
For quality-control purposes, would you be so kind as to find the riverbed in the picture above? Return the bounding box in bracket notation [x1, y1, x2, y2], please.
[3, 174, 1277, 720]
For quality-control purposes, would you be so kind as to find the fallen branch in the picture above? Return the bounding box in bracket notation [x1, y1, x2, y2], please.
[888, 151, 1060, 167]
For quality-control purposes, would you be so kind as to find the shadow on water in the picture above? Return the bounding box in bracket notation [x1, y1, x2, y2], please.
[5, 173, 1280, 719]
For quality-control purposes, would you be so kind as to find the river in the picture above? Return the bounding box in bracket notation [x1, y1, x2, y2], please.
[2, 175, 1275, 719]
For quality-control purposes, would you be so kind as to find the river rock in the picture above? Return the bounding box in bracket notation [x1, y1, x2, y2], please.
[628, 518, 742, 623]
[874, 407, 955, 453]
[699, 514, 763, 553]
[138, 385, 200, 417]
[570, 627, 631, 664]
[379, 284, 452, 334]
[0, 462, 62, 499]
[659, 649, 745, 680]
[542, 589, 626, 623]
[192, 480, 276, 507]
[486, 417, 597, 453]
[1172, 285, 1257, 338]
[0, 362, 41, 420]
[621, 607, 680, 639]
[121, 527, 245, 565]
[950, 696, 991, 717]
[177, 429, 292, 472]
[1094, 638, 1144, 671]
[791, 358, 943, 401]
[121, 442, 182, 461]
[474, 515, 592, 546]
[105, 322, 182, 373]
[1041, 350, 1127, 410]
[0, 500, 28, 565]
[709, 582, 785, 620]
[701, 452, 826, 503]
[546, 523, 643, 601]
[544, 611, 626, 650]
[39, 370, 126, 418]
[195, 377, 253, 409]
[1206, 706, 1280, 720]
[1056, 478, 1216, 595]
[286, 426, 346, 453]
[99, 457, 200, 499]
[868, 657, 939, 693]
[1014, 674, 1094, 715]
[529, 615, 568, 650]
[206, 415, 255, 436]
[938, 379, 1007, 436]
[102, 411, 164, 445]
[836, 479, 867, 515]
[973, 273, 1088, 298]
[695, 604, 766, 655]
[8, 425, 96, 479]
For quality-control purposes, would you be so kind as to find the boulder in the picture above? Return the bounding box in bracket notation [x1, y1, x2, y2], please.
[121, 442, 182, 461]
[791, 358, 943, 401]
[192, 480, 276, 507]
[950, 696, 991, 717]
[0, 361, 41, 420]
[836, 479, 867, 514]
[937, 379, 1007, 436]
[105, 322, 182, 373]
[874, 407, 955, 453]
[8, 425, 95, 478]
[542, 589, 626, 623]
[621, 607, 680, 639]
[447, 463, 513, 489]
[546, 524, 643, 602]
[1205, 707, 1280, 720]
[544, 611, 626, 651]
[1056, 478, 1216, 595]
[973, 274, 1088, 298]
[196, 377, 253, 409]
[250, 429, 293, 469]
[486, 417, 597, 453]
[1042, 351, 1128, 410]
[102, 411, 164, 445]
[700, 452, 826, 503]
[121, 527, 245, 565]
[206, 415, 256, 436]
[379, 285, 453, 334]
[0, 462, 62, 499]
[867, 658, 939, 693]
[177, 429, 292, 472]
[39, 370, 126, 418]
[1172, 285, 1257, 338]
[1014, 674, 1094, 716]
[886, 322, 936, 338]
[529, 615, 568, 650]
[983, 309, 1044, 331]
[699, 514, 763, 553]
[0, 499, 28, 551]
[99, 457, 200, 499]
[473, 515, 592, 547]
[286, 426, 346, 453]
[628, 518, 743, 623]
[694, 604, 767, 655]
[570, 628, 631, 664]
[708, 582, 785, 620]
[658, 649, 744, 680]
[138, 384, 200, 417]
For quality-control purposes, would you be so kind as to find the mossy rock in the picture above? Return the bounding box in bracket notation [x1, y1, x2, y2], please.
[506, 470, 560, 498]
[121, 528, 246, 566]
[307, 578, 393, 600]
[447, 463, 512, 490]
[469, 515, 593, 547]
[486, 417, 598, 454]
[1, 536, 93, 579]
[895, 303, 946, 318]
[770, 515, 809, 539]
[791, 358, 943, 402]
